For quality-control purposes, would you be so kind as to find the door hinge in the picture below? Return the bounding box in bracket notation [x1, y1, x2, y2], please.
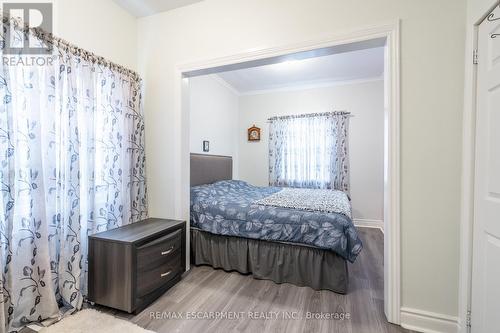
[466, 310, 472, 331]
[473, 49, 478, 65]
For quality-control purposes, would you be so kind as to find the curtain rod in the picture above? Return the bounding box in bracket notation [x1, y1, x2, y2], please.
[1, 14, 141, 82]
[267, 111, 352, 122]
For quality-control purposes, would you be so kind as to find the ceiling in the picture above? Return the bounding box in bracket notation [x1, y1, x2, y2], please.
[113, 0, 204, 17]
[215, 47, 385, 95]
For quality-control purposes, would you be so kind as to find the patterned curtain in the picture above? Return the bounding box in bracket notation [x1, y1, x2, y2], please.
[0, 22, 147, 331]
[269, 112, 350, 192]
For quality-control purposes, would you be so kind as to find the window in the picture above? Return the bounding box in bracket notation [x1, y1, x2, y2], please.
[268, 112, 350, 192]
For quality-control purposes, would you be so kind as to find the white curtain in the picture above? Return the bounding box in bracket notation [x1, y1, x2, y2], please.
[0, 23, 147, 331]
[268, 112, 350, 192]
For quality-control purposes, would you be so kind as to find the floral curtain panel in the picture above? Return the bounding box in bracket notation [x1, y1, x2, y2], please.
[0, 23, 147, 331]
[269, 112, 350, 193]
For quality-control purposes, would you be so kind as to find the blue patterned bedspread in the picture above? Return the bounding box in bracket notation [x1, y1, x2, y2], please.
[190, 180, 362, 262]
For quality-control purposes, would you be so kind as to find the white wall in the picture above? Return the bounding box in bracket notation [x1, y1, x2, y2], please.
[189, 75, 239, 177]
[137, 0, 465, 320]
[55, 0, 137, 70]
[238, 80, 384, 222]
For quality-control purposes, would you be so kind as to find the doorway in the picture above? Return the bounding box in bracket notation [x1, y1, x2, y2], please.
[175, 22, 401, 324]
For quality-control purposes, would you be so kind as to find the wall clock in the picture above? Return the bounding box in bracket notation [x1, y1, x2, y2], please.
[247, 125, 261, 141]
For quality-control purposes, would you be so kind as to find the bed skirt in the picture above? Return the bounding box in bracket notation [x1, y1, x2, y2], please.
[190, 228, 348, 293]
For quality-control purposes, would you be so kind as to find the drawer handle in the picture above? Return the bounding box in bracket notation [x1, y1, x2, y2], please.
[160, 270, 172, 278]
[161, 247, 174, 256]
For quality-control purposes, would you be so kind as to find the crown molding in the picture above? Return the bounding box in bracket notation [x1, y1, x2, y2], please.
[208, 74, 241, 96]
[235, 75, 384, 96]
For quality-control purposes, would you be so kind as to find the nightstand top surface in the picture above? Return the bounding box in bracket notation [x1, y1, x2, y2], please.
[89, 218, 185, 244]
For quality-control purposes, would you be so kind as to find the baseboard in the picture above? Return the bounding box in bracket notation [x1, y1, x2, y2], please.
[400, 307, 459, 333]
[353, 218, 384, 232]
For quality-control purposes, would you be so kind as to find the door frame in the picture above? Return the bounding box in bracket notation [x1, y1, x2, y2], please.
[174, 21, 401, 324]
[459, 1, 500, 332]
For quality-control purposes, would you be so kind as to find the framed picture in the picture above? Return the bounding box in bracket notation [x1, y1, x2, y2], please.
[247, 125, 261, 141]
[203, 140, 209, 152]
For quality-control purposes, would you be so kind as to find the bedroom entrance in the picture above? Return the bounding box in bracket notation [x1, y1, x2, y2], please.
[176, 23, 401, 328]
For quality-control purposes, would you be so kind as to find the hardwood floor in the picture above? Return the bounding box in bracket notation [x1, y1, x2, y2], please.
[95, 227, 413, 333]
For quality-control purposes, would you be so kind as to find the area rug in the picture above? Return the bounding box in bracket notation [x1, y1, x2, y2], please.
[40, 309, 155, 333]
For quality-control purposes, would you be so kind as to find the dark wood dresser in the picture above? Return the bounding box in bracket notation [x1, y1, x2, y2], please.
[88, 218, 186, 313]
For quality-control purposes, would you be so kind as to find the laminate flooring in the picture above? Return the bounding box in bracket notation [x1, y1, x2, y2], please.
[96, 227, 414, 333]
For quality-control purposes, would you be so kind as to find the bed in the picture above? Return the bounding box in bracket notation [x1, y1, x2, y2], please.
[189, 153, 362, 293]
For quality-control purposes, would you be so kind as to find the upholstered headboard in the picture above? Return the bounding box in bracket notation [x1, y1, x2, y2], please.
[190, 153, 233, 186]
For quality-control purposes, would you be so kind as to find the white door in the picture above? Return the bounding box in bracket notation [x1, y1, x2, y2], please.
[471, 5, 500, 333]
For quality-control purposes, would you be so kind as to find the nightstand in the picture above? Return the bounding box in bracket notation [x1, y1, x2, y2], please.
[88, 218, 186, 313]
